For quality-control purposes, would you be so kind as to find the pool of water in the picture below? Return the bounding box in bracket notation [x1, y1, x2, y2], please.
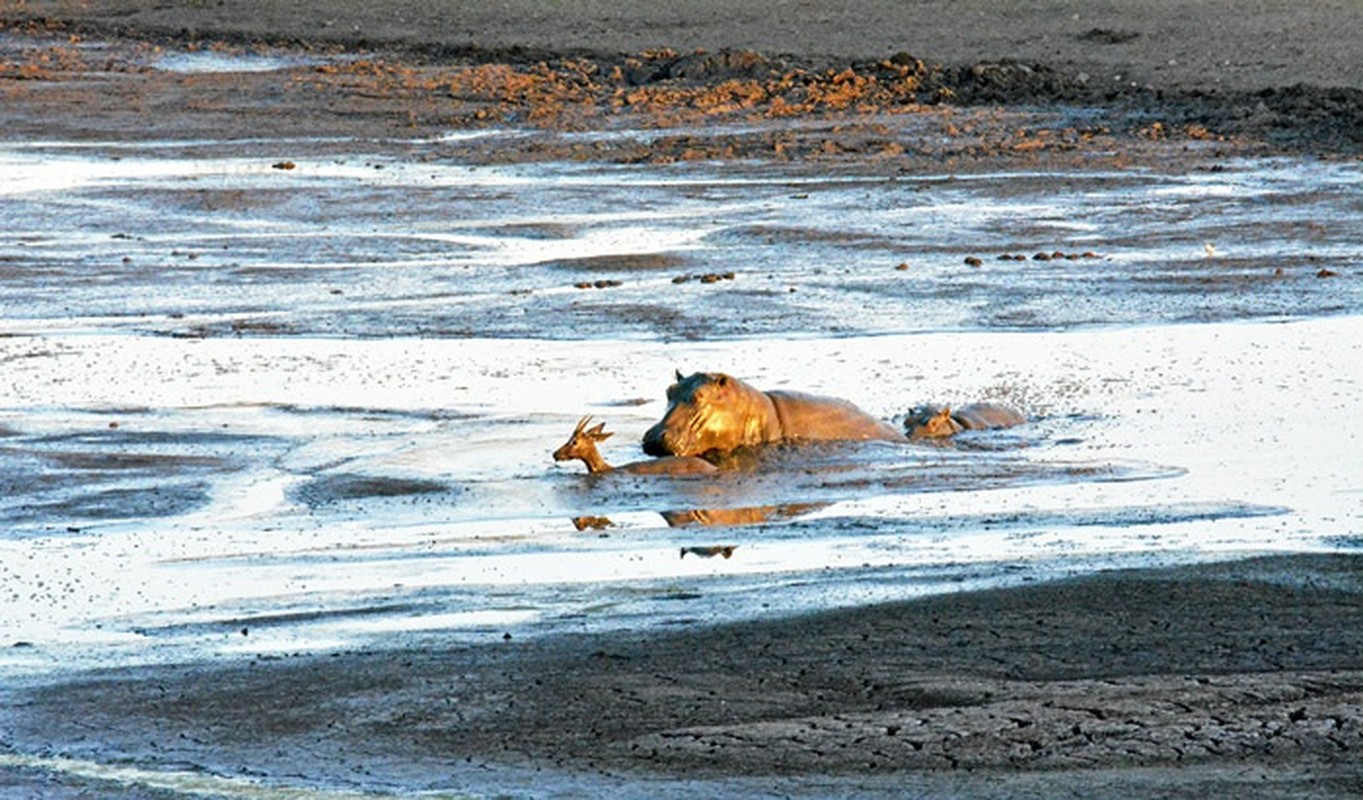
[1, 134, 1361, 688]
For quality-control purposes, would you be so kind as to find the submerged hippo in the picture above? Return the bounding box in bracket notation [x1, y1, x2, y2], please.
[905, 403, 1025, 439]
[642, 371, 906, 458]
[555, 416, 718, 476]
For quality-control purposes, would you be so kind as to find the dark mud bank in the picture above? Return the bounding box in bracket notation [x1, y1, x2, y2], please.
[5, 8, 1363, 155]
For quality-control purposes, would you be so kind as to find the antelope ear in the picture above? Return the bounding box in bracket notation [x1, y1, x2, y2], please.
[592, 429, 614, 442]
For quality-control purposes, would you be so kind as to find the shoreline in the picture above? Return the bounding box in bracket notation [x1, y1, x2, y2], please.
[4, 553, 1362, 797]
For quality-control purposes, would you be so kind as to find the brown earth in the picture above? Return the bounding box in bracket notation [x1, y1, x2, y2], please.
[3, 1, 1363, 161]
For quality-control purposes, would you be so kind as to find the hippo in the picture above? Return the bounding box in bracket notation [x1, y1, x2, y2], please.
[905, 403, 1025, 439]
[642, 371, 906, 458]
[554, 416, 718, 476]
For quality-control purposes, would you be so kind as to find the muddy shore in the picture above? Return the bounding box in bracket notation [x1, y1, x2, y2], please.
[4, 1, 1363, 159]
[5, 555, 1362, 797]
[4, 2, 1363, 797]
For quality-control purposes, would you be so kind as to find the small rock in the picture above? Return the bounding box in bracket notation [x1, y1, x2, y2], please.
[1316, 268, 1339, 278]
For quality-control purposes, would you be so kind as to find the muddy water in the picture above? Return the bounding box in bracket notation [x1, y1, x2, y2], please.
[1, 132, 1361, 692]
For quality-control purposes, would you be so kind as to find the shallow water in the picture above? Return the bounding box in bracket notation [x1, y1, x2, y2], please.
[1, 130, 1362, 794]
[2, 140, 1360, 339]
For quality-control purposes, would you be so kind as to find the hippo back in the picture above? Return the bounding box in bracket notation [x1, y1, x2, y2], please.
[952, 402, 1025, 430]
[767, 390, 906, 444]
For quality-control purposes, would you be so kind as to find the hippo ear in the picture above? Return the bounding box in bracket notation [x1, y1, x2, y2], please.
[675, 369, 684, 382]
[715, 374, 729, 387]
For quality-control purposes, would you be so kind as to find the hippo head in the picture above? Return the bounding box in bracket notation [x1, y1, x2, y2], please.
[642, 371, 775, 457]
[905, 405, 964, 439]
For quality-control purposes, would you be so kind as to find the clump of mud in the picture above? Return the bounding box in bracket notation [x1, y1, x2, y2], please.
[289, 473, 451, 507]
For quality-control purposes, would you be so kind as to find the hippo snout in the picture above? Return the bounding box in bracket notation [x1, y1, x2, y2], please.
[642, 422, 674, 456]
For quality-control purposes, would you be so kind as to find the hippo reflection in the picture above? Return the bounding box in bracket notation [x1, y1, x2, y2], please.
[569, 502, 824, 533]
[659, 503, 824, 527]
[680, 545, 737, 559]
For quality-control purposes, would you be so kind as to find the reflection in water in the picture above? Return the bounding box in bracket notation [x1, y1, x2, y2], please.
[660, 503, 826, 527]
[680, 545, 736, 559]
[571, 502, 826, 533]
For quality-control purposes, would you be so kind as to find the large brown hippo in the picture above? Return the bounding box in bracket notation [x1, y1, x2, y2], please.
[642, 371, 906, 458]
[555, 416, 718, 475]
[905, 403, 1026, 439]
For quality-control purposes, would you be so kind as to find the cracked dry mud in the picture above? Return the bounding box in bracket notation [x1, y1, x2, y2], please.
[623, 673, 1363, 773]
